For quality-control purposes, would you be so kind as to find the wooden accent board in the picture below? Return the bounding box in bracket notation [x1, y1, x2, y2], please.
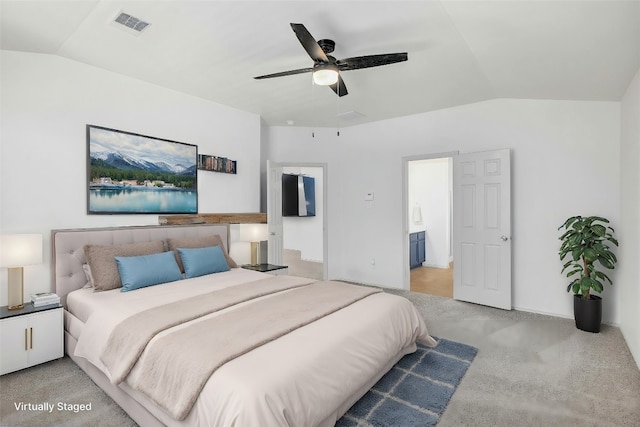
[159, 213, 266, 225]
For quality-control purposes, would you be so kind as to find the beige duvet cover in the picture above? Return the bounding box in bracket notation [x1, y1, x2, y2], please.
[72, 269, 436, 427]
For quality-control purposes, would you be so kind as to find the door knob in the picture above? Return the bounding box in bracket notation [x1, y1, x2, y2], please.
[501, 235, 509, 242]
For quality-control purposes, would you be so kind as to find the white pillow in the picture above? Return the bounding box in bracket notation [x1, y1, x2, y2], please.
[82, 263, 94, 289]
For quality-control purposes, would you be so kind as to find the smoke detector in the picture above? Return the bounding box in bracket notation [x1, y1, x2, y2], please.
[112, 11, 151, 34]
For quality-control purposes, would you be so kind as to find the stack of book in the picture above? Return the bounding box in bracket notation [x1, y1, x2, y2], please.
[31, 292, 60, 308]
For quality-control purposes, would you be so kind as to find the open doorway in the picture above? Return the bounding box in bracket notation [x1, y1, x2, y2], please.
[267, 161, 327, 281]
[405, 154, 455, 297]
[281, 166, 324, 280]
[404, 149, 512, 308]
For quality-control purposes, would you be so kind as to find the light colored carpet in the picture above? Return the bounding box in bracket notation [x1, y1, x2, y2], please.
[0, 355, 135, 427]
[386, 289, 640, 426]
[1, 289, 638, 426]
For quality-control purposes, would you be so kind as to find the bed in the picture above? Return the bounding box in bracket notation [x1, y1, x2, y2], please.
[52, 224, 436, 427]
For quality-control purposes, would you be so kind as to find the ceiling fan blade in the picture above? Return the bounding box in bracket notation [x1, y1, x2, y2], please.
[290, 23, 328, 63]
[337, 53, 408, 71]
[329, 74, 348, 97]
[254, 67, 313, 79]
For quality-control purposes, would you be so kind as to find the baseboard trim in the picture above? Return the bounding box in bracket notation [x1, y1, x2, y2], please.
[421, 263, 450, 269]
[511, 305, 619, 326]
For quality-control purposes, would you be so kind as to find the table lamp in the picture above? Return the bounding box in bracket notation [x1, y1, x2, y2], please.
[0, 234, 43, 310]
[239, 224, 268, 266]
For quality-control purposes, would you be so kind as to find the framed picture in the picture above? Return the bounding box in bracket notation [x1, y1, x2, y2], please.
[87, 125, 198, 214]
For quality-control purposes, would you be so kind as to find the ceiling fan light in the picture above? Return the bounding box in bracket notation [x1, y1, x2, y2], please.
[313, 64, 339, 86]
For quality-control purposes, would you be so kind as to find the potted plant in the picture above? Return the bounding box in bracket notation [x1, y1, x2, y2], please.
[558, 216, 618, 333]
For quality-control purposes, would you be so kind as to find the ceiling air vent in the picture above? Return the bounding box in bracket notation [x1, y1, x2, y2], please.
[113, 12, 150, 33]
[337, 110, 366, 121]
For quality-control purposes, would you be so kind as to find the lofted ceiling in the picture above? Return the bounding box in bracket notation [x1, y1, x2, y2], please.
[1, 0, 639, 127]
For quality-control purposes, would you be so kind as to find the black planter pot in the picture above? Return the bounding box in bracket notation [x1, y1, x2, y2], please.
[573, 294, 602, 333]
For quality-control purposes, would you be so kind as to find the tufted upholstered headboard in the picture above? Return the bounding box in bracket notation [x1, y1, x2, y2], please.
[52, 224, 230, 307]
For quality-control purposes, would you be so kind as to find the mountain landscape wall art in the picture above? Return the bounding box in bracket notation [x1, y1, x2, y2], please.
[87, 125, 198, 214]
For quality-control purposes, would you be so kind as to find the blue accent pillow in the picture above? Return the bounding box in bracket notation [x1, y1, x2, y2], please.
[115, 251, 182, 292]
[177, 245, 230, 279]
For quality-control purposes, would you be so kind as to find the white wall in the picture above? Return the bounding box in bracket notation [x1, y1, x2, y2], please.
[266, 99, 621, 323]
[619, 68, 640, 368]
[0, 51, 261, 304]
[282, 166, 324, 262]
[408, 158, 451, 268]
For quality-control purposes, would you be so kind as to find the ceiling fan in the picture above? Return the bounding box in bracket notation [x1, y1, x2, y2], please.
[254, 23, 408, 97]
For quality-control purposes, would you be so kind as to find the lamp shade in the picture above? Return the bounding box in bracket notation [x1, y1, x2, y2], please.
[0, 234, 43, 267]
[313, 63, 339, 86]
[239, 224, 268, 242]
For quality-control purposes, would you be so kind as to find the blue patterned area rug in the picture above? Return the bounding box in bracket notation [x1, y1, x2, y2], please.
[336, 338, 478, 427]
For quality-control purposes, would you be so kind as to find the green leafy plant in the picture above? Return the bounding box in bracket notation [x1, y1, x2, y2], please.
[559, 216, 618, 299]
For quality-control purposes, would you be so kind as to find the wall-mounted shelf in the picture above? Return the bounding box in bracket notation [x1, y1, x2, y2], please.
[159, 213, 267, 225]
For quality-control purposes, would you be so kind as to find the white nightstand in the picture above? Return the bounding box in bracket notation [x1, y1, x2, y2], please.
[241, 264, 289, 276]
[0, 303, 63, 375]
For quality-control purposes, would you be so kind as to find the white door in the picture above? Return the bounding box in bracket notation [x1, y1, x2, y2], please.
[0, 315, 29, 374]
[28, 309, 63, 366]
[453, 149, 512, 310]
[267, 161, 284, 265]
